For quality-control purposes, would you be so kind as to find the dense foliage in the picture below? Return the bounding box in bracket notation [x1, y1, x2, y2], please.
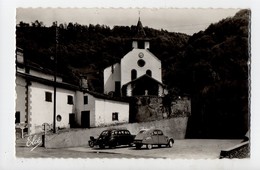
[16, 21, 189, 91]
[16, 9, 250, 138]
[181, 9, 250, 138]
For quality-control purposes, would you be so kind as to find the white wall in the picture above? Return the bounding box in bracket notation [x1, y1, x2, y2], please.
[103, 63, 121, 94]
[132, 41, 138, 48]
[75, 91, 84, 126]
[56, 88, 76, 129]
[126, 84, 132, 96]
[94, 99, 129, 127]
[30, 69, 62, 82]
[158, 85, 163, 97]
[145, 41, 150, 49]
[121, 49, 162, 87]
[15, 76, 27, 123]
[29, 82, 75, 134]
[83, 93, 96, 127]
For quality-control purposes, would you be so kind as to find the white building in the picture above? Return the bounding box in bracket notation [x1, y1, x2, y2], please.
[81, 91, 129, 127]
[104, 18, 167, 97]
[15, 48, 130, 135]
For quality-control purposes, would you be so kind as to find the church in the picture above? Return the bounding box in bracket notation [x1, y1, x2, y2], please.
[103, 18, 167, 97]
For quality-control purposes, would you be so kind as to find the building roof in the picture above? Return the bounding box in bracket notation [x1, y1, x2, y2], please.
[16, 71, 80, 91]
[84, 90, 130, 103]
[123, 74, 165, 87]
[17, 71, 129, 103]
[133, 18, 150, 41]
[136, 18, 146, 37]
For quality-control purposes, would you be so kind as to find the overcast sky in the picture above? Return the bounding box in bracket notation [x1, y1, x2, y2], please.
[16, 8, 241, 35]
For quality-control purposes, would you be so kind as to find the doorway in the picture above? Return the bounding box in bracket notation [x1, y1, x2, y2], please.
[69, 113, 76, 128]
[81, 111, 90, 128]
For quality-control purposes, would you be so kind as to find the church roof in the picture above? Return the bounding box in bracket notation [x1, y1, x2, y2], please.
[133, 18, 149, 40]
[136, 18, 146, 37]
[84, 90, 129, 103]
[123, 74, 165, 87]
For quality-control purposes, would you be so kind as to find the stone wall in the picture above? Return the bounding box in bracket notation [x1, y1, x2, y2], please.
[134, 96, 191, 122]
[44, 117, 188, 149]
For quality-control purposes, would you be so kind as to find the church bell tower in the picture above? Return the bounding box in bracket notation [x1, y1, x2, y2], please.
[132, 17, 150, 49]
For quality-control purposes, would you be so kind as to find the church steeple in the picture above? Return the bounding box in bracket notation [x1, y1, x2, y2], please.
[136, 17, 146, 38]
[132, 16, 150, 49]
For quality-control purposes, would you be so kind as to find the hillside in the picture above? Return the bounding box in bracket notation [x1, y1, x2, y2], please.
[16, 22, 189, 92]
[180, 9, 250, 138]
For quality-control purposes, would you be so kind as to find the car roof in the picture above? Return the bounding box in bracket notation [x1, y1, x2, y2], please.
[104, 128, 129, 131]
[139, 128, 162, 133]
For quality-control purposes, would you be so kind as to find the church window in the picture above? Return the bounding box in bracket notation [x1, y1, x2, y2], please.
[131, 69, 137, 80]
[84, 96, 88, 104]
[138, 52, 144, 58]
[137, 59, 145, 67]
[138, 41, 145, 49]
[146, 70, 152, 77]
[115, 81, 121, 96]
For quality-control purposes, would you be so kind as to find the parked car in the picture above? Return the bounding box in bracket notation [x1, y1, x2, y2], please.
[133, 129, 174, 149]
[88, 128, 135, 149]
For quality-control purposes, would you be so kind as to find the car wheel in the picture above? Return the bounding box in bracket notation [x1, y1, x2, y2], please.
[168, 140, 174, 148]
[136, 144, 142, 149]
[99, 144, 105, 149]
[128, 143, 133, 147]
[89, 141, 94, 148]
[109, 145, 115, 149]
[147, 144, 153, 150]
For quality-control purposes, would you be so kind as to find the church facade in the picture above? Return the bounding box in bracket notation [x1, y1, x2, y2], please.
[104, 19, 167, 97]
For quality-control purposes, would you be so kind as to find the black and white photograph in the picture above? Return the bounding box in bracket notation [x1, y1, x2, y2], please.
[14, 8, 250, 159]
[1, 0, 260, 169]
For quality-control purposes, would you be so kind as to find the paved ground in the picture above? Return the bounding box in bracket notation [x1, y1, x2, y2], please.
[16, 138, 242, 159]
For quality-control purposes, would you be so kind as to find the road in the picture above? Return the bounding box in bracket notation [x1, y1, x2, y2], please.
[16, 139, 242, 159]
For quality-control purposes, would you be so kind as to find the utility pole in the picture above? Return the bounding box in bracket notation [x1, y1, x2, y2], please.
[53, 21, 58, 133]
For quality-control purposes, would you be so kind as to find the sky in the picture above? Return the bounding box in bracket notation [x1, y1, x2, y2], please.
[16, 8, 240, 35]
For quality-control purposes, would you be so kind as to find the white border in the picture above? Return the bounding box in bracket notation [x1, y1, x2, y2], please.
[1, 0, 260, 169]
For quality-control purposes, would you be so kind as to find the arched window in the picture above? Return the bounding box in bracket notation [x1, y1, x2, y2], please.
[146, 70, 152, 77]
[131, 69, 137, 80]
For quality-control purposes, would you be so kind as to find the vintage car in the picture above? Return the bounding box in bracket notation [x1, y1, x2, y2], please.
[88, 128, 135, 149]
[133, 129, 174, 149]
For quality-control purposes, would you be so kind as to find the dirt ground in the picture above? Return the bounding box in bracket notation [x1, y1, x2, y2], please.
[16, 138, 243, 159]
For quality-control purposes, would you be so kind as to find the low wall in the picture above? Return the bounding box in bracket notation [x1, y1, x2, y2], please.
[220, 141, 250, 159]
[134, 96, 191, 122]
[44, 117, 188, 149]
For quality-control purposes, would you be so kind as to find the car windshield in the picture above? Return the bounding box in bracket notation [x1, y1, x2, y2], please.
[139, 130, 147, 134]
[101, 131, 109, 136]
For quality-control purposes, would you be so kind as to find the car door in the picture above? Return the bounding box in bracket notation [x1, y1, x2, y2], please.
[157, 130, 167, 144]
[151, 130, 159, 144]
[123, 130, 131, 144]
[118, 130, 126, 145]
